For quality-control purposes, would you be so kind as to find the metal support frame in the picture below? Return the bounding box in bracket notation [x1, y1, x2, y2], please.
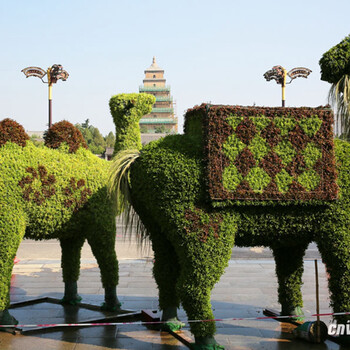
[141, 309, 193, 348]
[8, 298, 194, 347]
[263, 308, 341, 344]
[9, 297, 143, 334]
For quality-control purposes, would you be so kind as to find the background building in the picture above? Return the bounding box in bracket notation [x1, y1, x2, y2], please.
[139, 57, 177, 133]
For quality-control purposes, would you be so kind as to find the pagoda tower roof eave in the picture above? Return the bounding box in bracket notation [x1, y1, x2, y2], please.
[144, 69, 164, 73]
[143, 79, 166, 83]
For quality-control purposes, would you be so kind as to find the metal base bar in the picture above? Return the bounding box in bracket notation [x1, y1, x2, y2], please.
[263, 308, 303, 326]
[10, 298, 194, 346]
[9, 296, 143, 334]
[10, 297, 134, 313]
[0, 327, 18, 335]
[263, 308, 344, 344]
[141, 309, 193, 349]
[21, 311, 143, 334]
[141, 309, 160, 322]
[167, 329, 193, 348]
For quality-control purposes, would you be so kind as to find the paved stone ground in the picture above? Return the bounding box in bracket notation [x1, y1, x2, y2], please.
[0, 247, 345, 350]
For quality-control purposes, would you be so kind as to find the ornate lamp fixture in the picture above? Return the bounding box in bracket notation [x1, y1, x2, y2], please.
[263, 65, 311, 107]
[22, 64, 69, 128]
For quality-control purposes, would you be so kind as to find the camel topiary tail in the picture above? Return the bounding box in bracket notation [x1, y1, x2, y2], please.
[108, 149, 149, 244]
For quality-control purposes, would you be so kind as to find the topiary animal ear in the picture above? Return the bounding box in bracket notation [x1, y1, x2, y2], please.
[136, 93, 156, 116]
[0, 118, 29, 147]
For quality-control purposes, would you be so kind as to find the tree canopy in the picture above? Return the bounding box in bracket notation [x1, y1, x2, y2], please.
[76, 119, 115, 154]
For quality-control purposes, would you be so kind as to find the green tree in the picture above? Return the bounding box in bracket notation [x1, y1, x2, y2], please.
[91, 127, 106, 154]
[154, 125, 167, 133]
[30, 134, 43, 147]
[81, 119, 90, 129]
[105, 131, 115, 148]
[320, 34, 350, 139]
[76, 119, 107, 154]
[76, 120, 93, 144]
[140, 126, 148, 134]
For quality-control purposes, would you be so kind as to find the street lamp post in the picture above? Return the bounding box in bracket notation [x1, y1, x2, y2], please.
[263, 66, 311, 107]
[21, 64, 69, 128]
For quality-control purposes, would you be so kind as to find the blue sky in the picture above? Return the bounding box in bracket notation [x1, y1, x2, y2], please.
[1, 0, 349, 135]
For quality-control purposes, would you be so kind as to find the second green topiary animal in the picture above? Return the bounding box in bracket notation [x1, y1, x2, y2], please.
[0, 119, 122, 327]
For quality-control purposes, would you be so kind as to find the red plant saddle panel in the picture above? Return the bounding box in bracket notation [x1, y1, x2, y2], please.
[205, 105, 338, 202]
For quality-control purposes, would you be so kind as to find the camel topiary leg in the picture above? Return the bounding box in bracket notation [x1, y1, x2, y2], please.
[87, 230, 120, 311]
[150, 232, 183, 331]
[0, 207, 26, 328]
[60, 236, 85, 304]
[176, 213, 237, 350]
[271, 241, 309, 320]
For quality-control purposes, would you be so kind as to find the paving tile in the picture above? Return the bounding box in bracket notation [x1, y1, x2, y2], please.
[127, 282, 158, 289]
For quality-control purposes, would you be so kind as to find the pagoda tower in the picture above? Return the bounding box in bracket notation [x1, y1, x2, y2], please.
[139, 57, 177, 133]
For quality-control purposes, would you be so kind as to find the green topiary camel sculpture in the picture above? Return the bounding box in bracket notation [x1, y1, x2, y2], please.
[110, 94, 350, 349]
[0, 119, 122, 327]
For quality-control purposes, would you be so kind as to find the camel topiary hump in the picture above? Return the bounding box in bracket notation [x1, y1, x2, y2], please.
[44, 120, 87, 153]
[0, 118, 29, 147]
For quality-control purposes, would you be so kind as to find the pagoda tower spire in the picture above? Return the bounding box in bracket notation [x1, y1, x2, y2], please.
[139, 57, 178, 134]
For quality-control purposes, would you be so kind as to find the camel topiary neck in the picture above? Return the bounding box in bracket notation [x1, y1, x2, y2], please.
[109, 93, 155, 153]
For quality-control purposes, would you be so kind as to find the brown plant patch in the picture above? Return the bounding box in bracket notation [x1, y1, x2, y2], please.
[19, 165, 56, 204]
[234, 148, 256, 177]
[260, 122, 281, 148]
[289, 125, 310, 151]
[235, 118, 257, 145]
[285, 154, 306, 177]
[184, 208, 222, 243]
[260, 151, 283, 177]
[63, 177, 92, 212]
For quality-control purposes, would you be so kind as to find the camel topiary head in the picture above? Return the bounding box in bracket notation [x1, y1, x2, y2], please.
[109, 93, 155, 153]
